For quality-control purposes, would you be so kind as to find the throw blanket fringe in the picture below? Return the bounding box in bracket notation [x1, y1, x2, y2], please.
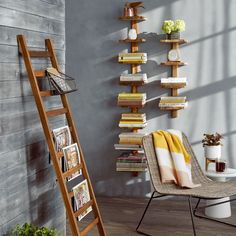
[152, 130, 200, 188]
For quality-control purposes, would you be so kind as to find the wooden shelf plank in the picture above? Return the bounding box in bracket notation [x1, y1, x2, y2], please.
[160, 39, 188, 44]
[119, 16, 147, 21]
[119, 38, 146, 43]
[160, 61, 187, 66]
[160, 83, 186, 89]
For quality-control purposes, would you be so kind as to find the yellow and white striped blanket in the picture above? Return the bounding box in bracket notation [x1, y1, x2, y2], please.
[152, 130, 200, 188]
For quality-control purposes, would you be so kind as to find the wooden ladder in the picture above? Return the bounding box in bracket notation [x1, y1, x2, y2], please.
[17, 34, 106, 236]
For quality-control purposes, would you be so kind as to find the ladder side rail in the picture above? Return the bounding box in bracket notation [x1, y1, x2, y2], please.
[45, 38, 106, 236]
[17, 35, 80, 236]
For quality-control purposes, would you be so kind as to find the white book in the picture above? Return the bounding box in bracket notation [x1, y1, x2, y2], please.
[160, 96, 186, 100]
[120, 73, 147, 81]
[161, 77, 187, 83]
[114, 144, 143, 151]
[159, 102, 188, 108]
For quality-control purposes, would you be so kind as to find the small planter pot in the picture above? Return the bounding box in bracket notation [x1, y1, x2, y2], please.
[167, 32, 180, 40]
[204, 145, 221, 160]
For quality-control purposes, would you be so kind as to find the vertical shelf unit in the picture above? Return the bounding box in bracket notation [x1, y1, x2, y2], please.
[115, 3, 147, 174]
[160, 39, 188, 118]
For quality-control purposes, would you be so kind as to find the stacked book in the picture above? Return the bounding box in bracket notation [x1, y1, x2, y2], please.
[119, 113, 147, 128]
[161, 77, 187, 85]
[118, 132, 146, 144]
[118, 93, 146, 107]
[118, 53, 147, 63]
[114, 143, 143, 151]
[159, 96, 188, 109]
[120, 73, 148, 84]
[116, 152, 147, 172]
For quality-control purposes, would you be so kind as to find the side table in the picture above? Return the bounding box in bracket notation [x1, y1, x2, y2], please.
[205, 168, 236, 218]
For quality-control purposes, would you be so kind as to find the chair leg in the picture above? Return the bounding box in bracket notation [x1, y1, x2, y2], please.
[136, 191, 157, 235]
[193, 197, 236, 228]
[188, 196, 197, 236]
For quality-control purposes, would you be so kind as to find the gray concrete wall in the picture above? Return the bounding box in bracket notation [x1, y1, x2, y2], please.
[66, 0, 236, 197]
[0, 0, 66, 234]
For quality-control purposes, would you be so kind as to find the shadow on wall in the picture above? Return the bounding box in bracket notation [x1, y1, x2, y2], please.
[66, 0, 236, 197]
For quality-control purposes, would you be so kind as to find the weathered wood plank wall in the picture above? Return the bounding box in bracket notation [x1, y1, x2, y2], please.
[0, 0, 66, 235]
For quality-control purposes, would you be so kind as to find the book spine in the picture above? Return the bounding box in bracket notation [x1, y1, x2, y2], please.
[160, 96, 186, 100]
[159, 103, 187, 107]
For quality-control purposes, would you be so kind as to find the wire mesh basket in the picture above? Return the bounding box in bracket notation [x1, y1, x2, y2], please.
[46, 67, 77, 95]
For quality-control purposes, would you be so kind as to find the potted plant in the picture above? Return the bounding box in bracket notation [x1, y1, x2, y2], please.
[202, 133, 223, 160]
[9, 223, 62, 236]
[162, 19, 185, 39]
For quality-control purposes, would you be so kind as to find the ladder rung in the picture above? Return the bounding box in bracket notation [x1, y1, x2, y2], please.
[62, 164, 83, 179]
[68, 191, 74, 198]
[40, 90, 53, 97]
[46, 108, 67, 117]
[34, 70, 46, 78]
[29, 50, 51, 57]
[81, 217, 99, 236]
[74, 200, 94, 218]
[57, 151, 64, 159]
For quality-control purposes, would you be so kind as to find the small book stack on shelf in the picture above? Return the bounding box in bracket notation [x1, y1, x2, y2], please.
[114, 132, 146, 151]
[120, 73, 148, 84]
[161, 77, 187, 88]
[118, 52, 147, 64]
[159, 96, 188, 109]
[116, 152, 147, 172]
[118, 93, 146, 107]
[119, 113, 147, 128]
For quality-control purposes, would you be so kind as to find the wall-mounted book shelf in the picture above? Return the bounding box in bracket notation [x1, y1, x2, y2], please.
[160, 39, 188, 118]
[115, 2, 147, 175]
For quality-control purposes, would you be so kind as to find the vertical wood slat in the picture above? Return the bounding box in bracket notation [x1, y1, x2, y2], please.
[130, 19, 138, 114]
[45, 38, 106, 236]
[17, 34, 106, 236]
[171, 42, 179, 118]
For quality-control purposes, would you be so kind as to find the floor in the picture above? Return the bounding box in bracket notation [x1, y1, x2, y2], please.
[66, 197, 236, 236]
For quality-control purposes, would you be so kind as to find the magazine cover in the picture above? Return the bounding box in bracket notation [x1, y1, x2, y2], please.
[52, 126, 72, 151]
[62, 143, 82, 180]
[73, 179, 92, 221]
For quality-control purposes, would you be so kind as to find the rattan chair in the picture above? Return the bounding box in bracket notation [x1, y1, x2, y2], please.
[136, 133, 236, 236]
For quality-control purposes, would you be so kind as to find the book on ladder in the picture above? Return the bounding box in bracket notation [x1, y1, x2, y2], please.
[17, 34, 106, 236]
